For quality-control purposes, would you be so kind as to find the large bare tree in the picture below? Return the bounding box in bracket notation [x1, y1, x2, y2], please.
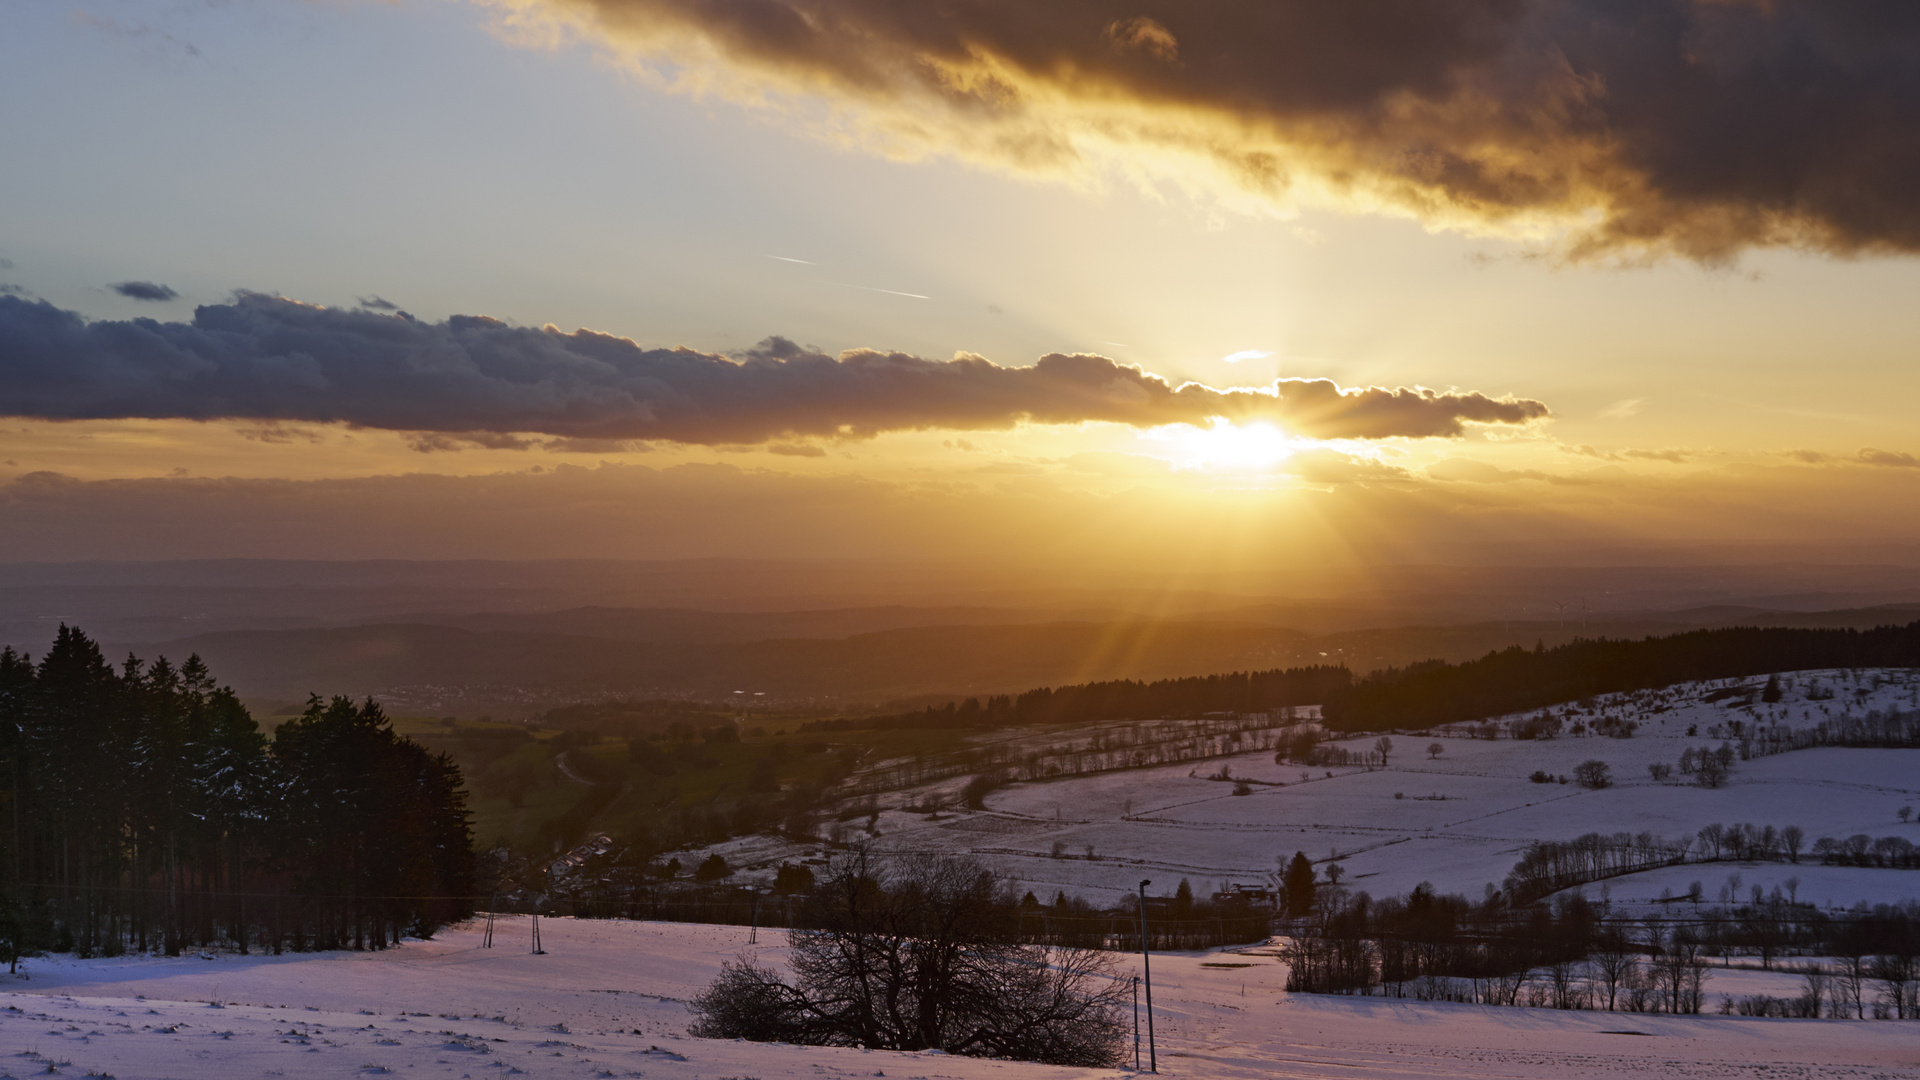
[690, 851, 1126, 1066]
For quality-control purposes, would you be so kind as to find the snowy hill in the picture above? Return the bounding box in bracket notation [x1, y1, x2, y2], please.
[697, 669, 1920, 908]
[6, 916, 1917, 1080]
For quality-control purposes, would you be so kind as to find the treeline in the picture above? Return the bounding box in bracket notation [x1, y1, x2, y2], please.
[0, 626, 473, 965]
[1283, 889, 1628, 1006]
[1740, 706, 1920, 758]
[811, 666, 1351, 732]
[537, 845, 1271, 952]
[1503, 821, 1920, 907]
[1283, 882, 1920, 1016]
[1322, 621, 1920, 732]
[1505, 832, 1699, 905]
[848, 712, 1296, 800]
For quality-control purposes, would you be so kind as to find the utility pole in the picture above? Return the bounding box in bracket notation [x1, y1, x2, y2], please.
[531, 912, 545, 955]
[1137, 879, 1156, 1073]
[483, 895, 495, 948]
[749, 888, 761, 945]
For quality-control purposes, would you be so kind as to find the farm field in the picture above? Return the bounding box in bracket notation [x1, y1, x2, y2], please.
[7, 916, 1919, 1080]
[696, 669, 1920, 909]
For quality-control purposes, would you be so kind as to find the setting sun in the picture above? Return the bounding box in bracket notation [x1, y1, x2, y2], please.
[1140, 419, 1317, 472]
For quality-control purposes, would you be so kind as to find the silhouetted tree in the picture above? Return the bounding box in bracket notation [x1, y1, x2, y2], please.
[1283, 852, 1316, 917]
[689, 852, 1126, 1066]
[1573, 760, 1612, 789]
[1762, 674, 1784, 703]
[0, 628, 473, 958]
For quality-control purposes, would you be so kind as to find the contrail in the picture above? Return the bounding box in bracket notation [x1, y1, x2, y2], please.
[826, 281, 930, 300]
[763, 255, 817, 264]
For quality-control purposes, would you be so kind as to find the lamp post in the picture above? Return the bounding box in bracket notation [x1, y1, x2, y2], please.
[1137, 879, 1156, 1073]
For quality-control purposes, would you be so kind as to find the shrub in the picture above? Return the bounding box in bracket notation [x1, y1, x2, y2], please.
[961, 771, 1008, 810]
[773, 862, 815, 895]
[1573, 760, 1612, 789]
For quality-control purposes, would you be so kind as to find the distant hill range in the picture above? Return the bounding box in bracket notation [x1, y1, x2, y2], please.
[86, 601, 1920, 718]
[3, 557, 1918, 717]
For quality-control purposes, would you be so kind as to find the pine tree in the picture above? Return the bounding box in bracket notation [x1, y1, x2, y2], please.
[1283, 852, 1316, 917]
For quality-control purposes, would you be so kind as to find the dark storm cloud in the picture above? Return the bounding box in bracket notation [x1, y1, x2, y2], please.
[529, 0, 1920, 260]
[357, 295, 400, 311]
[109, 281, 180, 302]
[0, 293, 1547, 443]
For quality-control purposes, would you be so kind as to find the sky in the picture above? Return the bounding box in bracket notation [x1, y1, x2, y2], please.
[3, 0, 1920, 576]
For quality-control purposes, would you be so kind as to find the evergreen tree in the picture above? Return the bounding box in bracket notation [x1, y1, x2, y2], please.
[0, 628, 473, 958]
[1283, 852, 1316, 917]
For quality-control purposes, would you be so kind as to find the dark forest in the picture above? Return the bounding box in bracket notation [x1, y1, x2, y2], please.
[0, 626, 473, 967]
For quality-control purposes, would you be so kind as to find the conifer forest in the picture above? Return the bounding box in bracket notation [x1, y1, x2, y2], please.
[0, 626, 473, 966]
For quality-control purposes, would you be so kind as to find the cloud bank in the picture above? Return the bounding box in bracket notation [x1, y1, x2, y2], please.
[486, 0, 1920, 261]
[0, 293, 1546, 443]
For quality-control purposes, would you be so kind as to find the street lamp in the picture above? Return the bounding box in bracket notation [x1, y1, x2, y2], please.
[1137, 879, 1156, 1073]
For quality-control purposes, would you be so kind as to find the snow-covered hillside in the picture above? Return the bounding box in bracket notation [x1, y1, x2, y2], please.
[699, 669, 1920, 907]
[7, 916, 1919, 1080]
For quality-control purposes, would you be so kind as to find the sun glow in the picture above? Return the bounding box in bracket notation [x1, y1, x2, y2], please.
[1139, 419, 1315, 472]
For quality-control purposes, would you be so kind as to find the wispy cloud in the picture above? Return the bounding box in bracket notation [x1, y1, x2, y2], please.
[1221, 349, 1272, 364]
[1428, 457, 1600, 487]
[1567, 444, 1694, 465]
[1781, 447, 1920, 469]
[109, 281, 178, 302]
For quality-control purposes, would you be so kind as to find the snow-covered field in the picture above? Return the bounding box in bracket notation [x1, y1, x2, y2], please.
[704, 669, 1920, 908]
[8, 916, 1920, 1080]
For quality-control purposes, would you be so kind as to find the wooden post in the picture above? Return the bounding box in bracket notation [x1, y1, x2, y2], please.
[1138, 880, 1156, 1073]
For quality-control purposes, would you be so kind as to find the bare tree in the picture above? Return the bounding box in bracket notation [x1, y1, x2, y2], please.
[1869, 952, 1917, 1019]
[1782, 825, 1805, 863]
[1373, 736, 1393, 766]
[689, 851, 1127, 1066]
[1589, 928, 1636, 1011]
[1833, 935, 1871, 1020]
[1694, 752, 1729, 788]
[1573, 760, 1612, 789]
[1546, 957, 1586, 1009]
[1426, 742, 1443, 760]
[1798, 964, 1828, 1018]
